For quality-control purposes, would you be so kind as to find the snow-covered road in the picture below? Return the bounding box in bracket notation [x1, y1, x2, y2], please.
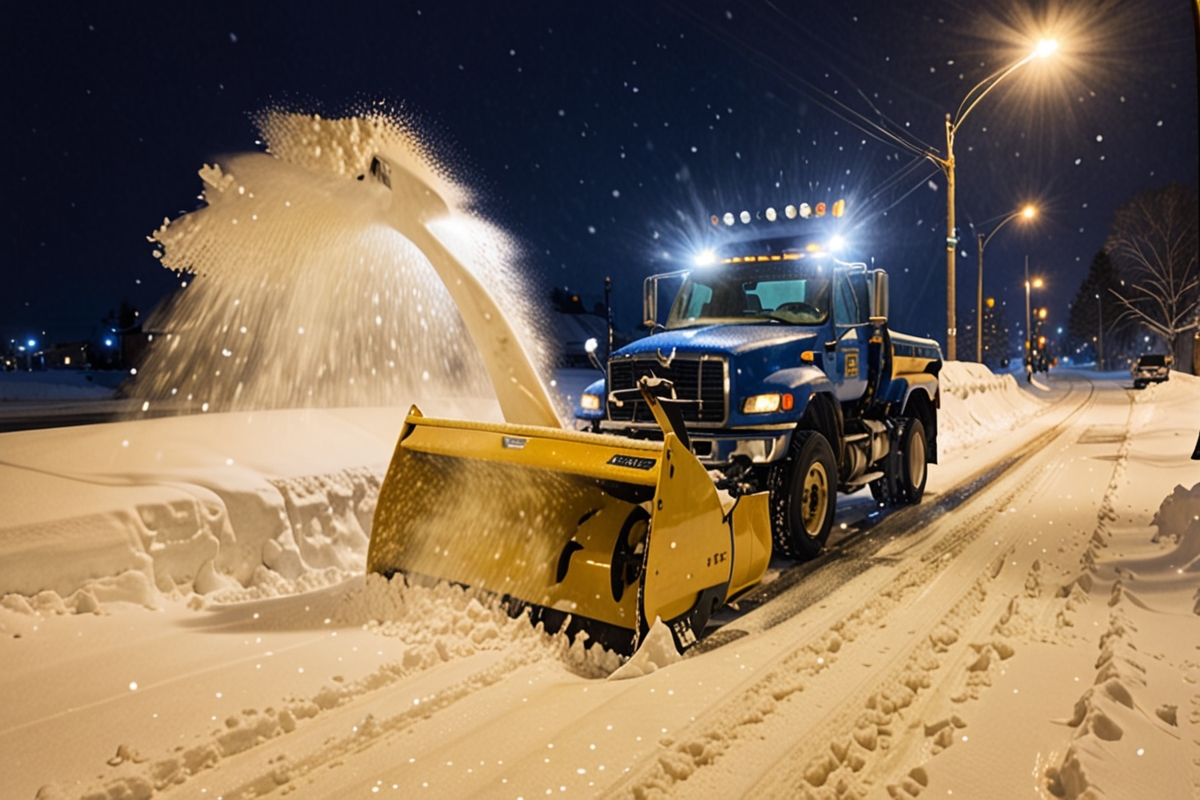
[2, 368, 1198, 800]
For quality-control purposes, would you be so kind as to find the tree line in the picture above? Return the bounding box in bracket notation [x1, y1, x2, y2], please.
[1067, 183, 1198, 373]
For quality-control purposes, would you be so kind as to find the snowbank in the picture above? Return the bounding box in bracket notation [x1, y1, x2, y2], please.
[936, 360, 1045, 455]
[0, 406, 451, 613]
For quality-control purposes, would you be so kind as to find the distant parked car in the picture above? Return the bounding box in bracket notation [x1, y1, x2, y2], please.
[1130, 354, 1171, 389]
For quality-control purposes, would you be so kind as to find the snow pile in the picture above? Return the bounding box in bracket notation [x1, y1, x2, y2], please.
[1, 463, 377, 610]
[936, 360, 1044, 455]
[0, 407, 425, 614]
[339, 573, 623, 677]
[1150, 482, 1200, 574]
[608, 617, 683, 680]
[0, 370, 116, 401]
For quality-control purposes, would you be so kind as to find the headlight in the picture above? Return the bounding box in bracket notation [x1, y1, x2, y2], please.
[742, 393, 782, 414]
[581, 393, 602, 411]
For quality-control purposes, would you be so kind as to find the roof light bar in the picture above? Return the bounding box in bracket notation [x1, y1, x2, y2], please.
[710, 198, 846, 226]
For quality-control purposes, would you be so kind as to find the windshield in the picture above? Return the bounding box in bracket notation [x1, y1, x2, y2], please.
[665, 261, 832, 329]
[1137, 355, 1167, 367]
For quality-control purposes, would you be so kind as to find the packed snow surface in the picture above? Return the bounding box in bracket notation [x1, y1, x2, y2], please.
[2, 368, 1198, 799]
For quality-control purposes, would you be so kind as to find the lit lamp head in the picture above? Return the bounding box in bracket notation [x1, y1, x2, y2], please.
[1034, 39, 1059, 58]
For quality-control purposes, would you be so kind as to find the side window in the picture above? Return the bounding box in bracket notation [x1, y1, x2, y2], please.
[833, 273, 855, 326]
[853, 277, 870, 323]
[833, 272, 869, 326]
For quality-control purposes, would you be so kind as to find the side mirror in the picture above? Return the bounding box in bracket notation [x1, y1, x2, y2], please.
[585, 338, 604, 373]
[643, 277, 659, 328]
[871, 269, 889, 322]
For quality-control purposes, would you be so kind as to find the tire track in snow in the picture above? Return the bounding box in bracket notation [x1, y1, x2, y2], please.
[699, 378, 1097, 651]
[605, 380, 1099, 799]
[70, 578, 613, 799]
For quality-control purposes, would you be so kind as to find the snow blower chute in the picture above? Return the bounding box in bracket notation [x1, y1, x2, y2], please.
[364, 155, 772, 653]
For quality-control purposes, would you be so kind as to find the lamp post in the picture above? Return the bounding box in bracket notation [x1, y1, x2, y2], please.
[927, 39, 1058, 361]
[1095, 292, 1104, 371]
[975, 205, 1036, 363]
[1024, 255, 1043, 381]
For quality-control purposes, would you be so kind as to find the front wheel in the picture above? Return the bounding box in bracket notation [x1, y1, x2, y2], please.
[769, 431, 837, 561]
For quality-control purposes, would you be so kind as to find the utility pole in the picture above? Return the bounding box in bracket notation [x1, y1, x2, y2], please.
[945, 115, 958, 361]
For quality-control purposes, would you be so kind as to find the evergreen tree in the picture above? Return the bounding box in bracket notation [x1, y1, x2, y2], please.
[1067, 250, 1127, 368]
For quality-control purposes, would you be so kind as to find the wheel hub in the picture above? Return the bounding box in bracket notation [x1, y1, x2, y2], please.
[801, 463, 829, 537]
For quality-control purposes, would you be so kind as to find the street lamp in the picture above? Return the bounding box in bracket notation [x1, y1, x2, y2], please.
[975, 205, 1036, 363]
[927, 38, 1058, 361]
[1094, 293, 1104, 371]
[1024, 255, 1043, 380]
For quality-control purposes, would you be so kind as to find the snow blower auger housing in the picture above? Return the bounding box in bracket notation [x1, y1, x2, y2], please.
[368, 377, 773, 654]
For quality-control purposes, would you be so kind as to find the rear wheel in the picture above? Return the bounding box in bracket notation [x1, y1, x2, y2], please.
[896, 417, 928, 504]
[770, 431, 837, 560]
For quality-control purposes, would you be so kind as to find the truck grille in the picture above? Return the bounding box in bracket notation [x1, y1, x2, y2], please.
[607, 355, 728, 425]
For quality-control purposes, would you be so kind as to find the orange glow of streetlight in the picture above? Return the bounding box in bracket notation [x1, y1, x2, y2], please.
[1032, 278, 1044, 289]
[1034, 39, 1059, 59]
[974, 204, 1039, 361]
[932, 36, 1061, 361]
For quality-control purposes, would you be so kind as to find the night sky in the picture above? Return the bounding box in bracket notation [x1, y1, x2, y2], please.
[5, 1, 1197, 354]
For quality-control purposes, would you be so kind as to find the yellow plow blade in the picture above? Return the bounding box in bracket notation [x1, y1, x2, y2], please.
[368, 408, 772, 653]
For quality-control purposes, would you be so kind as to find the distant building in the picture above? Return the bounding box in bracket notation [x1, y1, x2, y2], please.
[40, 342, 91, 370]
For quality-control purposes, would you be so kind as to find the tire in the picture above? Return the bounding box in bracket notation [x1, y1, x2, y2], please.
[769, 430, 837, 560]
[1133, 380, 1145, 390]
[896, 417, 928, 504]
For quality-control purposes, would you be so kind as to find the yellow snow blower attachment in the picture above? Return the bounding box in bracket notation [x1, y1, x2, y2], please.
[368, 379, 773, 653]
[364, 154, 772, 653]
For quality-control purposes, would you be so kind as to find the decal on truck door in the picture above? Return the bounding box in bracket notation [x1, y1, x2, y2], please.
[844, 350, 859, 378]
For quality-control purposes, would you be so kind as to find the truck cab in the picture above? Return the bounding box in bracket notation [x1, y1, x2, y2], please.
[576, 234, 942, 559]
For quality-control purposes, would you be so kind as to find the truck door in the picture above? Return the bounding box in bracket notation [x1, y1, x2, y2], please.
[831, 270, 870, 402]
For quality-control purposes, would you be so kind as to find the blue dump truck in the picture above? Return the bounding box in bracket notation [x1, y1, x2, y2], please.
[576, 232, 943, 560]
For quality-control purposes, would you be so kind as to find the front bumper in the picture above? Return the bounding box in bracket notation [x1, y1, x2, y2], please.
[596, 421, 794, 466]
